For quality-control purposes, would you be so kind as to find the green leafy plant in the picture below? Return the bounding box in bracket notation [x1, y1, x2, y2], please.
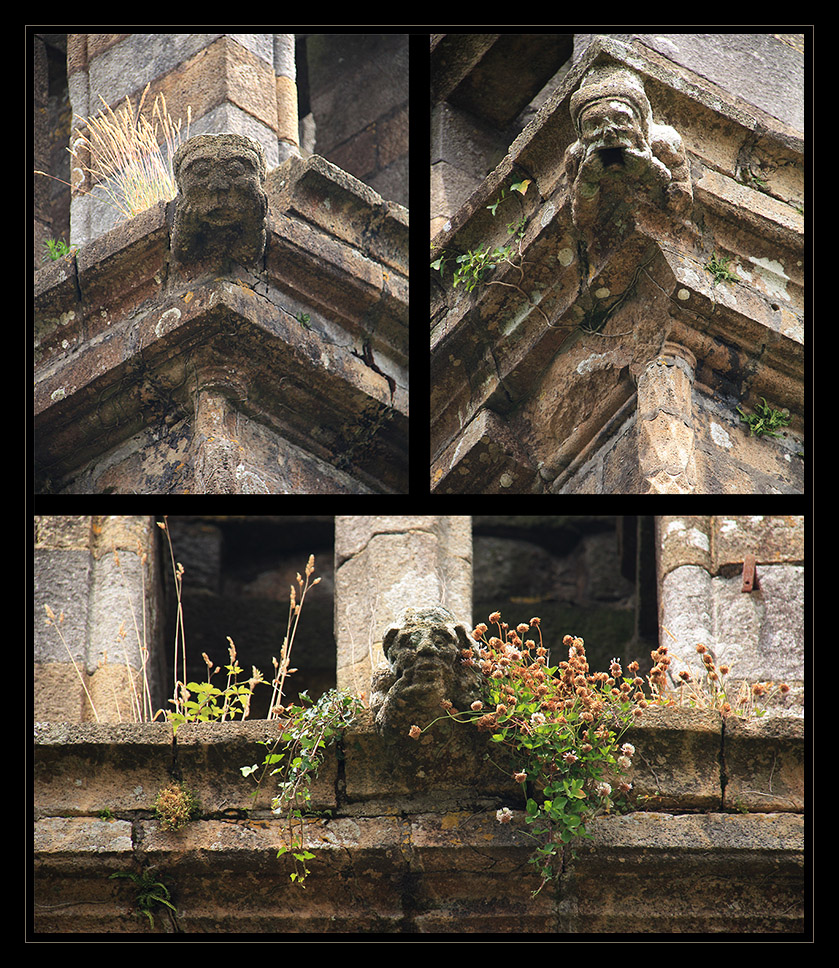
[110, 868, 179, 929]
[736, 397, 791, 438]
[166, 637, 263, 733]
[705, 251, 738, 284]
[432, 177, 531, 294]
[154, 783, 201, 831]
[42, 238, 75, 262]
[242, 689, 363, 885]
[411, 612, 642, 894]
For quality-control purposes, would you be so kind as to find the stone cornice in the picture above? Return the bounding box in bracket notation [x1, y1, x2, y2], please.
[34, 153, 408, 493]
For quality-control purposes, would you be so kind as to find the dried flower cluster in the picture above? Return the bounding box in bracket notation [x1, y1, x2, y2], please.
[648, 629, 790, 718]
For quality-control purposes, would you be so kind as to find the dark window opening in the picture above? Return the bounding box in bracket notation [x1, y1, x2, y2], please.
[472, 515, 658, 676]
[159, 516, 335, 719]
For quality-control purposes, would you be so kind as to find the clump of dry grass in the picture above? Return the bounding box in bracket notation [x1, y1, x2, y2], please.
[36, 83, 191, 226]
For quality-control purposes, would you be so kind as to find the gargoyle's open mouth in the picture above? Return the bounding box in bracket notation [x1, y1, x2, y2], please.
[598, 147, 625, 167]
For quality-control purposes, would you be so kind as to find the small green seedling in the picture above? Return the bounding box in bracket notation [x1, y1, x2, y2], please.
[110, 868, 179, 929]
[736, 397, 792, 438]
[42, 238, 75, 262]
[705, 251, 738, 284]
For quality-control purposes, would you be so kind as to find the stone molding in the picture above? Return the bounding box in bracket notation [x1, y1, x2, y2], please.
[33, 709, 805, 933]
[34, 151, 408, 494]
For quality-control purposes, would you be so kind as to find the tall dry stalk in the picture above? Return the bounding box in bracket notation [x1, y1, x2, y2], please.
[36, 83, 191, 227]
[157, 517, 188, 722]
[267, 556, 322, 718]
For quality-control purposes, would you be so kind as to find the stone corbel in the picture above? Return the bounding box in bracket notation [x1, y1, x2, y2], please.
[370, 606, 483, 740]
[564, 64, 692, 264]
[171, 134, 268, 273]
[190, 369, 253, 494]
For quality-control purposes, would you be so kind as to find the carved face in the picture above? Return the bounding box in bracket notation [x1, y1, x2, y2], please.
[577, 98, 648, 165]
[384, 620, 462, 694]
[176, 144, 266, 226]
[172, 134, 268, 268]
[371, 606, 484, 734]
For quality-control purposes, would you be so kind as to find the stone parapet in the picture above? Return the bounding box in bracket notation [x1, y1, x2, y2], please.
[33, 706, 805, 934]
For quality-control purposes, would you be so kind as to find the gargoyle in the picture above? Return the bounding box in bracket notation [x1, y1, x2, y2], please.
[171, 133, 268, 270]
[564, 64, 692, 242]
[370, 605, 483, 736]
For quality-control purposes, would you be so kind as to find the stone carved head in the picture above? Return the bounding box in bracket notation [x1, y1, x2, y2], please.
[370, 605, 483, 736]
[172, 133, 268, 268]
[565, 65, 692, 234]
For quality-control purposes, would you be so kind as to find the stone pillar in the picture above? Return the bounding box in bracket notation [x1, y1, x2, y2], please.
[637, 341, 697, 493]
[274, 34, 301, 162]
[333, 516, 472, 698]
[656, 515, 804, 714]
[33, 515, 165, 722]
[67, 33, 298, 245]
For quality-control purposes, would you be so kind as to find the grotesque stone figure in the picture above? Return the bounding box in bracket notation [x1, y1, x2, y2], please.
[172, 134, 268, 269]
[564, 65, 692, 242]
[370, 605, 484, 737]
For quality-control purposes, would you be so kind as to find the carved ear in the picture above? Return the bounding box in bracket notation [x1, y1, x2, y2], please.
[382, 624, 399, 659]
[454, 623, 476, 652]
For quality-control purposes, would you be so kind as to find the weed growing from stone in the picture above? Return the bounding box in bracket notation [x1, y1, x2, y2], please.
[41, 238, 76, 262]
[241, 689, 363, 885]
[412, 612, 641, 894]
[704, 251, 738, 284]
[110, 867, 179, 929]
[36, 83, 191, 226]
[736, 396, 792, 439]
[431, 179, 554, 327]
[154, 783, 201, 831]
[648, 627, 790, 718]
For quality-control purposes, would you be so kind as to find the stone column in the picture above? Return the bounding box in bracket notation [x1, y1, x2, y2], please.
[33, 515, 165, 722]
[637, 341, 697, 493]
[190, 374, 271, 494]
[656, 515, 804, 714]
[274, 34, 301, 162]
[333, 516, 472, 697]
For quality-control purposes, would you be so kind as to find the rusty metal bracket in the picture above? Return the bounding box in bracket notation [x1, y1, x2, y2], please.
[741, 554, 759, 592]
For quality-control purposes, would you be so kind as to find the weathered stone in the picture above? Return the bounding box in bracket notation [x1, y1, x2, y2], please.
[370, 605, 483, 738]
[565, 63, 692, 260]
[33, 153, 408, 494]
[431, 35, 804, 494]
[32, 707, 805, 933]
[172, 134, 268, 272]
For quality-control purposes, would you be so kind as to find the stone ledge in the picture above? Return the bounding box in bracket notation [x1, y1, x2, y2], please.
[32, 811, 804, 933]
[32, 710, 805, 933]
[33, 706, 804, 818]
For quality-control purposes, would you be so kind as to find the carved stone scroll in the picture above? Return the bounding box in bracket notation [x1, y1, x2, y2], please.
[565, 65, 692, 252]
[172, 134, 268, 270]
[370, 605, 483, 736]
[636, 341, 697, 493]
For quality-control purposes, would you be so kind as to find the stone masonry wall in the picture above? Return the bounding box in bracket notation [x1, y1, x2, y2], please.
[32, 514, 808, 935]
